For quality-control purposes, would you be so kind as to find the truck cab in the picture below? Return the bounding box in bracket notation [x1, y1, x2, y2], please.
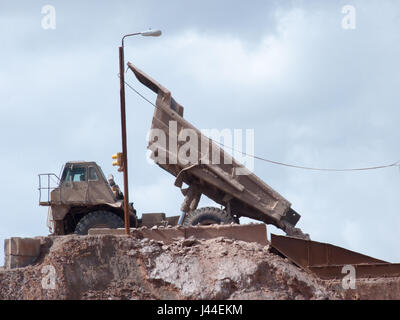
[39, 161, 136, 235]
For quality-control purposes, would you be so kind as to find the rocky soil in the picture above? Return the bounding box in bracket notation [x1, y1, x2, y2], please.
[0, 234, 339, 300]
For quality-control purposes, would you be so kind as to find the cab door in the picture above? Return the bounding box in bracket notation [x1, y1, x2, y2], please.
[59, 165, 89, 204]
[86, 165, 115, 204]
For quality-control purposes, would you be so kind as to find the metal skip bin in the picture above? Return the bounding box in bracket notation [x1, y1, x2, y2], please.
[270, 234, 400, 279]
[127, 62, 303, 235]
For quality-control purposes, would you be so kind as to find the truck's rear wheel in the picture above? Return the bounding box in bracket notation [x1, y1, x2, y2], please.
[74, 210, 124, 235]
[183, 207, 235, 226]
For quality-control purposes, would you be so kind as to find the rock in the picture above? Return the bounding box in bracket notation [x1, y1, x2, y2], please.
[1, 233, 394, 300]
[127, 249, 136, 256]
[181, 236, 199, 247]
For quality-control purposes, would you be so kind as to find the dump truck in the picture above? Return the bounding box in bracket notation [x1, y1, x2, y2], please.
[39, 63, 307, 239]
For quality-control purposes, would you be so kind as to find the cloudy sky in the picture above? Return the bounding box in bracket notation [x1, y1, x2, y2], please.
[0, 0, 399, 263]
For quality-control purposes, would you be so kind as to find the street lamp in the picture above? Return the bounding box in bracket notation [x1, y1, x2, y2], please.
[118, 29, 162, 235]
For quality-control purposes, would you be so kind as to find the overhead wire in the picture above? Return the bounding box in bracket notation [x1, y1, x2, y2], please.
[120, 74, 400, 172]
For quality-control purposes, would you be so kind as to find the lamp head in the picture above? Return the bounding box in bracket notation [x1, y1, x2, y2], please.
[141, 29, 162, 37]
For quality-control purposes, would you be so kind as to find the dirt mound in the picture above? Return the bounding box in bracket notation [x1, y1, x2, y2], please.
[0, 234, 339, 300]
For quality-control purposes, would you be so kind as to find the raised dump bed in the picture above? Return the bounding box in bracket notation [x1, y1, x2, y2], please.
[128, 63, 304, 237]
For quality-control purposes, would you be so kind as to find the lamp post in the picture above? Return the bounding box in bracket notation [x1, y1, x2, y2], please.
[119, 29, 162, 235]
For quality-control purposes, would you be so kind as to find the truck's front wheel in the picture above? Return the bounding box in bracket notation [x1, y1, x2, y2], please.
[183, 207, 235, 226]
[74, 210, 124, 235]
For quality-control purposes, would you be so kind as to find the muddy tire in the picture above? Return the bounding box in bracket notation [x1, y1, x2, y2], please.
[183, 207, 235, 226]
[74, 211, 124, 235]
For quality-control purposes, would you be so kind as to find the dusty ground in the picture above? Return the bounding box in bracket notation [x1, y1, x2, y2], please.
[0, 234, 338, 300]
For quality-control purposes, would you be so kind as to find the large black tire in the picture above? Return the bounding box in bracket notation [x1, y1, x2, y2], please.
[183, 207, 235, 226]
[74, 210, 124, 235]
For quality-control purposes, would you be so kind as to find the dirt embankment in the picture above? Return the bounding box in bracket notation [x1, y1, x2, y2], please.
[325, 277, 400, 300]
[0, 234, 338, 300]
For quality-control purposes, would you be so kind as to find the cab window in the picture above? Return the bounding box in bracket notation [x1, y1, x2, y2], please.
[61, 166, 87, 182]
[88, 167, 99, 181]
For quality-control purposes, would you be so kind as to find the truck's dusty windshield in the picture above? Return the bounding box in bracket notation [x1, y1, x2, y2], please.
[61, 166, 87, 182]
